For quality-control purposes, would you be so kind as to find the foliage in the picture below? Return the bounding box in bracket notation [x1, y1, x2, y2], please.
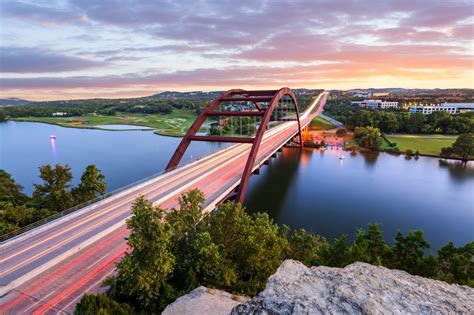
[324, 99, 473, 135]
[72, 165, 107, 204]
[0, 165, 107, 235]
[0, 109, 7, 121]
[113, 196, 176, 312]
[436, 242, 474, 286]
[391, 230, 432, 276]
[350, 224, 389, 265]
[0, 170, 28, 205]
[354, 127, 382, 149]
[78, 191, 473, 313]
[440, 133, 474, 163]
[0, 203, 36, 235]
[74, 294, 132, 315]
[32, 164, 74, 214]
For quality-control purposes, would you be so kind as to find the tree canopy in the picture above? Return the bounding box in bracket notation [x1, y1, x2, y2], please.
[85, 191, 473, 314]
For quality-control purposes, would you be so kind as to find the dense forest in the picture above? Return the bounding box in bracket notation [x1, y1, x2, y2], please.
[323, 99, 473, 135]
[0, 91, 318, 123]
[75, 190, 473, 314]
[0, 166, 106, 235]
[0, 98, 208, 120]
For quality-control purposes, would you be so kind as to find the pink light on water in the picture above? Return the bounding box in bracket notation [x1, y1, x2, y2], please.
[50, 135, 58, 161]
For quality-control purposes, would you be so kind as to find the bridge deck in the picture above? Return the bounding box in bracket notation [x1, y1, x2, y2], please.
[0, 92, 328, 313]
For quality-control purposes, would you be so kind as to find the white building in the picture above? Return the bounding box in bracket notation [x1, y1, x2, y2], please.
[351, 100, 398, 109]
[52, 112, 67, 116]
[408, 103, 474, 115]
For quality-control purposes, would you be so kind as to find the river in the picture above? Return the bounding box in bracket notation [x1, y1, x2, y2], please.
[1, 121, 473, 250]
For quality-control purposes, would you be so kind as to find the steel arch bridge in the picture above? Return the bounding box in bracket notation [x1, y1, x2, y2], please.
[166, 87, 303, 204]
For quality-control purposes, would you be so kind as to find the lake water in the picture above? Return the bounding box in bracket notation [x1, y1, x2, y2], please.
[1, 121, 473, 250]
[0, 121, 227, 194]
[95, 124, 154, 130]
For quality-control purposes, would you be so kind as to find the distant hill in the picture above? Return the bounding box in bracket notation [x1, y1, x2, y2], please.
[152, 91, 223, 99]
[0, 98, 32, 106]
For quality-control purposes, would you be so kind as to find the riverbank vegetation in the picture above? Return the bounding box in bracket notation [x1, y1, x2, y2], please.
[75, 190, 473, 314]
[440, 133, 474, 163]
[0, 165, 106, 235]
[324, 99, 473, 135]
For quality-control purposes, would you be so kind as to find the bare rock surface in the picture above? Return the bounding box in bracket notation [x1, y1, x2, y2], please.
[162, 286, 248, 315]
[232, 260, 474, 314]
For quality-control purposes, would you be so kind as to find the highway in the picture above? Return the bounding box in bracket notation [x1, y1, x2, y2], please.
[0, 91, 328, 314]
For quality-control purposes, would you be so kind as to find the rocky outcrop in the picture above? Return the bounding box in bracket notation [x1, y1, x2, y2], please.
[232, 260, 474, 314]
[162, 286, 248, 315]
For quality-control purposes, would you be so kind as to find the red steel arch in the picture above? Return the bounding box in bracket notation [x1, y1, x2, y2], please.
[165, 87, 302, 204]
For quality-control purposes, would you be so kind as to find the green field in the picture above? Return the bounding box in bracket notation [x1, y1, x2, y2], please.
[13, 109, 198, 137]
[309, 116, 336, 130]
[385, 135, 456, 156]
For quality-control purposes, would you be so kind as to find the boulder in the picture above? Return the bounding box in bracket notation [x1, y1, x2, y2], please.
[163, 286, 248, 315]
[232, 260, 474, 314]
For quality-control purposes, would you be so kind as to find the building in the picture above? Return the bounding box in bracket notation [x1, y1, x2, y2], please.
[52, 112, 67, 116]
[408, 103, 474, 115]
[351, 100, 398, 109]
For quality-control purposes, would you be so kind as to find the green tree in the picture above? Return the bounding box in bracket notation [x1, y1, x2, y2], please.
[72, 165, 107, 204]
[0, 169, 28, 205]
[437, 242, 474, 286]
[350, 224, 389, 265]
[407, 113, 426, 133]
[183, 231, 235, 291]
[32, 164, 73, 213]
[440, 133, 473, 163]
[204, 201, 289, 295]
[379, 112, 399, 133]
[391, 230, 431, 275]
[322, 235, 351, 267]
[113, 196, 176, 312]
[74, 293, 132, 315]
[287, 228, 328, 266]
[354, 127, 382, 149]
[0, 202, 35, 234]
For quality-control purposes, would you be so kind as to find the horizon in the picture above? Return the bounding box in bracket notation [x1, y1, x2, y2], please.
[2, 86, 474, 102]
[1, 0, 473, 101]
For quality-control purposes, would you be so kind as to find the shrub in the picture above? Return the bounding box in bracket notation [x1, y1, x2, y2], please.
[74, 294, 132, 315]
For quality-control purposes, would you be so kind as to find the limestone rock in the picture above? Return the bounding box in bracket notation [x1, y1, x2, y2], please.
[232, 260, 474, 314]
[163, 286, 248, 315]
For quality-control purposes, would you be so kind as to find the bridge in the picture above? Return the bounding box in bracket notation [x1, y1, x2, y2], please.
[0, 88, 328, 313]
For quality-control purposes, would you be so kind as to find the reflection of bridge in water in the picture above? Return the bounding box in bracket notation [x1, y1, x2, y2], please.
[0, 88, 328, 313]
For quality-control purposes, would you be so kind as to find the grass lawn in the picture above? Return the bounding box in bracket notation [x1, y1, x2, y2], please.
[309, 116, 336, 130]
[13, 109, 198, 137]
[385, 134, 456, 156]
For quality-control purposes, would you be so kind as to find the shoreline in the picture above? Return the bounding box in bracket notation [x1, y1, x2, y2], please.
[9, 118, 187, 137]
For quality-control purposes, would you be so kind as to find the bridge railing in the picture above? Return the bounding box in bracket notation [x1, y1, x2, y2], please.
[0, 144, 232, 244]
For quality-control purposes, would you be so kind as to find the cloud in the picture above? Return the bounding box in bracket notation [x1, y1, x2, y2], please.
[0, 0, 87, 25]
[0, 47, 106, 73]
[1, 0, 473, 99]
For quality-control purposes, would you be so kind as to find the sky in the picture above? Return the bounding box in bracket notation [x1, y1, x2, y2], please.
[0, 0, 473, 100]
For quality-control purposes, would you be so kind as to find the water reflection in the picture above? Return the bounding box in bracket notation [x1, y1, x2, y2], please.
[438, 159, 474, 182]
[361, 151, 379, 167]
[244, 147, 474, 250]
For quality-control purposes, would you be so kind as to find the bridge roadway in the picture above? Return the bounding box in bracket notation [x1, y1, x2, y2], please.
[0, 92, 328, 314]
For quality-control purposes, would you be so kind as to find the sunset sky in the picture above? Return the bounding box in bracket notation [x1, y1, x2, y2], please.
[1, 0, 473, 100]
